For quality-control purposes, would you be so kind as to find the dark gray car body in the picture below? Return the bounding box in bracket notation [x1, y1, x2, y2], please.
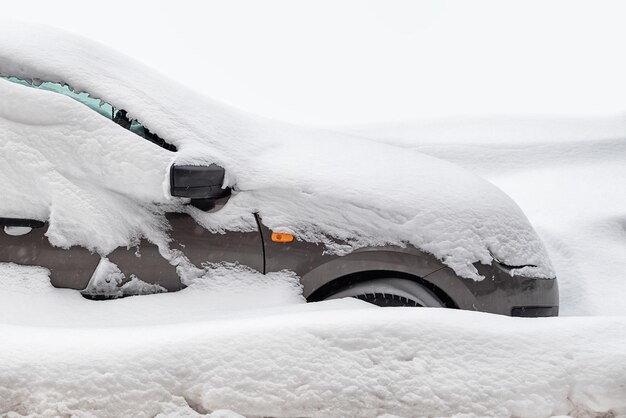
[0, 212, 559, 317]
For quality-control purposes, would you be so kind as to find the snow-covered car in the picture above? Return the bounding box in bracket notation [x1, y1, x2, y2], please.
[0, 24, 558, 316]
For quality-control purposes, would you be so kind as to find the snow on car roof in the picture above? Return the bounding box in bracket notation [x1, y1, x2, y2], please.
[0, 22, 553, 280]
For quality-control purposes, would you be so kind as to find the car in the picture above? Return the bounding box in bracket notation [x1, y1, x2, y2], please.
[0, 26, 558, 316]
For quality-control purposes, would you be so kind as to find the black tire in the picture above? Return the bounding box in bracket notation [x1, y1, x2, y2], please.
[325, 278, 444, 308]
[353, 293, 421, 307]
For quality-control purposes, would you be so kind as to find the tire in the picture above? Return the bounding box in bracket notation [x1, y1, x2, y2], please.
[324, 278, 444, 308]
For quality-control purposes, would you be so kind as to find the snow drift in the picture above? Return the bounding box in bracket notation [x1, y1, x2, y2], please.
[0, 22, 553, 280]
[0, 264, 624, 417]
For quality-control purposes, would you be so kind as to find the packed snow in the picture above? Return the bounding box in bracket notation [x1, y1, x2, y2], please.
[1, 23, 625, 418]
[0, 22, 554, 281]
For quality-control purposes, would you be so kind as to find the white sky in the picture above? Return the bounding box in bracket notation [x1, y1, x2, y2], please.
[4, 0, 626, 125]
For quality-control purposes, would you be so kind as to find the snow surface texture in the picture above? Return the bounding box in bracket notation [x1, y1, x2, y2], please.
[344, 117, 626, 316]
[0, 22, 554, 280]
[0, 265, 625, 418]
[0, 262, 304, 328]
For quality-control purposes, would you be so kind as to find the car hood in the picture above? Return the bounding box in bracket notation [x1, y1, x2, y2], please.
[0, 22, 554, 280]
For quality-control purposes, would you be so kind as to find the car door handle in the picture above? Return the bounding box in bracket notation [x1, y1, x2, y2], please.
[0, 218, 45, 228]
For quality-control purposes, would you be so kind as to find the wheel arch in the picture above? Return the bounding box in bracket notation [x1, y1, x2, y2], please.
[298, 247, 474, 308]
[306, 269, 459, 308]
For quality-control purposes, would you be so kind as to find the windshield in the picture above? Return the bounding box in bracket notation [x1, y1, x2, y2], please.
[0, 76, 177, 152]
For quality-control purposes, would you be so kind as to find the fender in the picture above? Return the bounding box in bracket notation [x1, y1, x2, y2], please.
[299, 246, 447, 298]
[257, 220, 474, 302]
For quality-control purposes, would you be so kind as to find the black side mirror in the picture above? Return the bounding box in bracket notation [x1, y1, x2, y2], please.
[170, 164, 232, 201]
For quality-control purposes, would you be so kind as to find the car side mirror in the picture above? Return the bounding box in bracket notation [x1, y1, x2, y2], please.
[170, 164, 232, 203]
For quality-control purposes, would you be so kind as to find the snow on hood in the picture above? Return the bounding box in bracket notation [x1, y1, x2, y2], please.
[0, 22, 554, 280]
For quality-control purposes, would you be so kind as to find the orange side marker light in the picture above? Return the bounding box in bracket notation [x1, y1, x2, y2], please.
[271, 232, 294, 243]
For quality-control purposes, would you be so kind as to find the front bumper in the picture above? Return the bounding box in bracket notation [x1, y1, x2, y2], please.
[422, 261, 559, 317]
[511, 306, 559, 317]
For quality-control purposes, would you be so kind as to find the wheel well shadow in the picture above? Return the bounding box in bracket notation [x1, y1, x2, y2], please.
[306, 269, 459, 309]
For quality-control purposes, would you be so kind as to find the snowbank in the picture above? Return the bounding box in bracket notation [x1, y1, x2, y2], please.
[1, 263, 625, 417]
[1, 281, 624, 417]
[343, 117, 626, 315]
[0, 263, 304, 328]
[0, 22, 554, 280]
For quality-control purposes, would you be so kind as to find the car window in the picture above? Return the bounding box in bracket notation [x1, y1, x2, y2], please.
[0, 76, 177, 152]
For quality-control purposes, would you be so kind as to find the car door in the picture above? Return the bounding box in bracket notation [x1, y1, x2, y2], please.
[0, 217, 101, 290]
[107, 212, 264, 291]
[0, 213, 264, 293]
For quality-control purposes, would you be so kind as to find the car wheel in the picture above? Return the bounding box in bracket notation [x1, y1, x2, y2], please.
[324, 278, 444, 308]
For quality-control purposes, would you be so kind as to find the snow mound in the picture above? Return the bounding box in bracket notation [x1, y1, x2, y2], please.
[0, 260, 623, 417]
[0, 263, 305, 328]
[0, 303, 624, 417]
[0, 22, 553, 280]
